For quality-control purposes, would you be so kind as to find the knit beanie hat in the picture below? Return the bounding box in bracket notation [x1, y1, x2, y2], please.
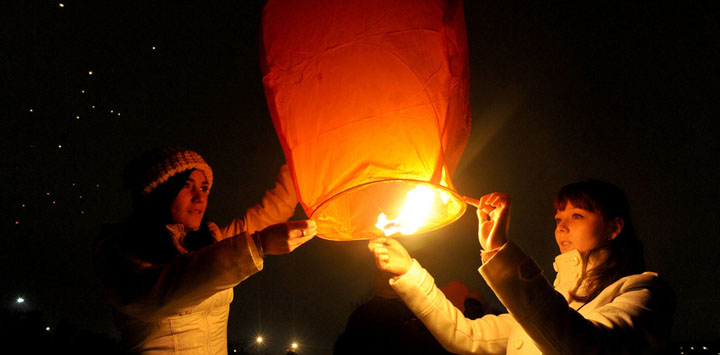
[123, 147, 214, 201]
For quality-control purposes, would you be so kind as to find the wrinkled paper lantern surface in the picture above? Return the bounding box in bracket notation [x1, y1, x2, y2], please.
[261, 0, 471, 240]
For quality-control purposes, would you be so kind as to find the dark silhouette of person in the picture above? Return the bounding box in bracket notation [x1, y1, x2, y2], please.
[334, 270, 486, 354]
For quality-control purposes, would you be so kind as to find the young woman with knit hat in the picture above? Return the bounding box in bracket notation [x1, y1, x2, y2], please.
[93, 147, 315, 354]
[369, 180, 675, 354]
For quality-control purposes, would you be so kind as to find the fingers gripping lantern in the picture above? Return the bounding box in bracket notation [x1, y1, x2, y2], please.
[261, 0, 471, 240]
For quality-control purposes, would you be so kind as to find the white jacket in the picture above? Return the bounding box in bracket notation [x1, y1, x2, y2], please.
[94, 165, 297, 354]
[390, 241, 675, 354]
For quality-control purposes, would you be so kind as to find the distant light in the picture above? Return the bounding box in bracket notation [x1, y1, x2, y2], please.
[29, 109, 33, 112]
[96, 184, 100, 188]
[80, 210, 85, 214]
[81, 90, 85, 94]
[21, 204, 26, 208]
[91, 105, 95, 109]
[117, 112, 121, 116]
[58, 3, 64, 8]
[46, 192, 50, 196]
[76, 115, 80, 119]
[52, 201, 56, 205]
[291, 343, 298, 349]
[233, 350, 236, 353]
[46, 327, 51, 331]
[16, 297, 24, 303]
[88, 70, 93, 75]
[152, 46, 156, 50]
[256, 336, 263, 343]
[15, 221, 19, 225]
[58, 144, 62, 148]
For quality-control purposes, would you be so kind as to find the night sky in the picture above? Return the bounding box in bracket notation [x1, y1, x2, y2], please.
[2, 1, 718, 354]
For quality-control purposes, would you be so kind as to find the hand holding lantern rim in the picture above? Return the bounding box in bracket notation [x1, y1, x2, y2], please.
[260, 220, 317, 255]
[368, 193, 511, 276]
[466, 193, 511, 251]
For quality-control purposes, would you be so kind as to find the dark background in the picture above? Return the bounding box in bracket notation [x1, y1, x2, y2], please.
[2, 1, 717, 354]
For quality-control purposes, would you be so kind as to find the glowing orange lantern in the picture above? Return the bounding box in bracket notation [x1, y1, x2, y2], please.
[261, 0, 471, 240]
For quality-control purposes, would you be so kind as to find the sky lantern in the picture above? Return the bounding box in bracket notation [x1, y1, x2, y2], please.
[261, 0, 471, 240]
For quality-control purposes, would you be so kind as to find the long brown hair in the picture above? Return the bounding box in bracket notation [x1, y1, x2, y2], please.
[554, 180, 645, 303]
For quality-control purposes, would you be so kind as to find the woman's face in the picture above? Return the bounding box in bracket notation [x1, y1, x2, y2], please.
[169, 170, 209, 230]
[554, 202, 621, 254]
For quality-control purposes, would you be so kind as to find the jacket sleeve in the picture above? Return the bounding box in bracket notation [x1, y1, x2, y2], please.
[94, 229, 262, 321]
[390, 259, 516, 355]
[220, 163, 298, 239]
[480, 240, 676, 355]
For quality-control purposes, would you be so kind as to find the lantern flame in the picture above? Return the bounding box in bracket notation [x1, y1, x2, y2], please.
[375, 185, 436, 236]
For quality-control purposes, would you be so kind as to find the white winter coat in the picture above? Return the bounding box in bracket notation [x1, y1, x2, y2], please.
[391, 240, 675, 354]
[94, 165, 297, 354]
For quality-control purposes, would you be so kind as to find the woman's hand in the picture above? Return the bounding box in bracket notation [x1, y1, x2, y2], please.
[260, 220, 316, 255]
[368, 237, 412, 276]
[476, 192, 511, 251]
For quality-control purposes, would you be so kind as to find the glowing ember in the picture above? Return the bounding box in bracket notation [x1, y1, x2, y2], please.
[375, 185, 435, 236]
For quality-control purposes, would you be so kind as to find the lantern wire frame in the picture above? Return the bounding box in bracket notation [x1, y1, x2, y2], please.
[310, 179, 467, 241]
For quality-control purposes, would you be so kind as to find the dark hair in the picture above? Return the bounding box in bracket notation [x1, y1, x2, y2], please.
[134, 170, 192, 223]
[463, 297, 486, 320]
[554, 179, 645, 303]
[129, 169, 214, 261]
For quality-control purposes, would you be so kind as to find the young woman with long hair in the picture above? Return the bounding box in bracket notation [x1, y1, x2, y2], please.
[369, 180, 675, 354]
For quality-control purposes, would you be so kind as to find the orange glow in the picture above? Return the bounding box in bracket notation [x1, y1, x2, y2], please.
[376, 185, 434, 236]
[312, 180, 465, 240]
[262, 0, 470, 240]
